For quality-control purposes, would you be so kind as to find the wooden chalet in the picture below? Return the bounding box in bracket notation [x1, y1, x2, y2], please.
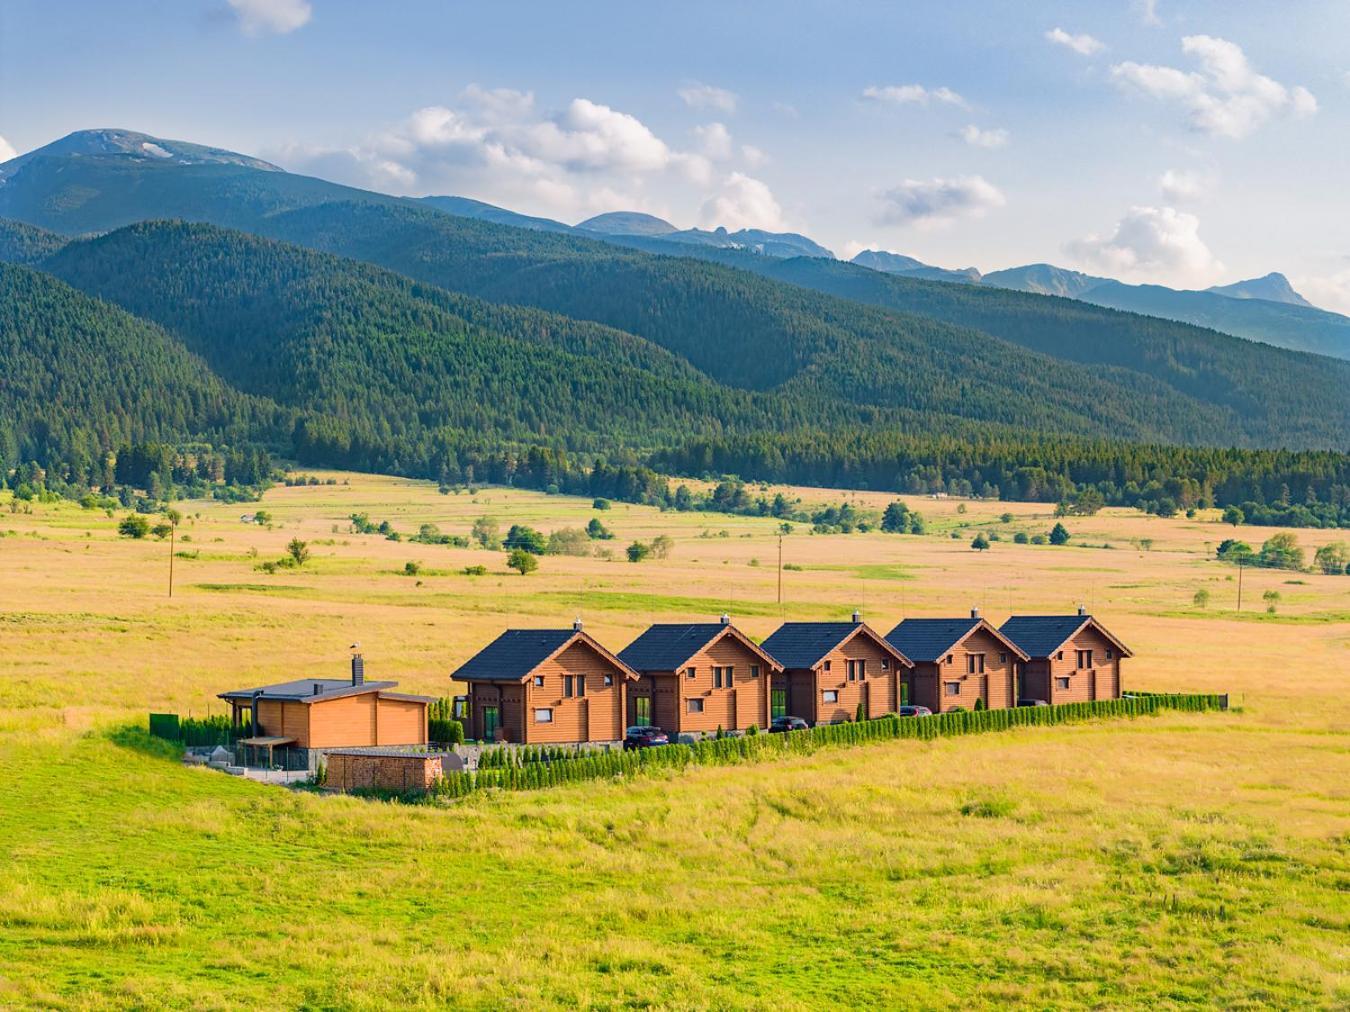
[999, 607, 1132, 704]
[217, 654, 433, 758]
[451, 622, 639, 744]
[617, 616, 782, 736]
[886, 610, 1028, 713]
[760, 613, 913, 725]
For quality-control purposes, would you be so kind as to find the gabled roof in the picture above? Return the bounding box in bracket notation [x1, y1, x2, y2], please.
[217, 678, 399, 705]
[886, 618, 1028, 663]
[618, 622, 781, 673]
[451, 628, 640, 683]
[760, 621, 911, 670]
[999, 615, 1133, 659]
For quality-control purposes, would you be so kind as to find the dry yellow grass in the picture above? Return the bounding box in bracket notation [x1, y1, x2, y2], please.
[0, 473, 1346, 1008]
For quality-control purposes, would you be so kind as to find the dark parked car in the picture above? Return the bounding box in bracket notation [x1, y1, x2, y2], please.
[898, 705, 933, 717]
[623, 725, 669, 750]
[769, 716, 810, 733]
[1017, 698, 1050, 707]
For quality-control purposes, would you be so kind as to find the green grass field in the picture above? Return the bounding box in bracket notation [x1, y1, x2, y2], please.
[0, 473, 1346, 1009]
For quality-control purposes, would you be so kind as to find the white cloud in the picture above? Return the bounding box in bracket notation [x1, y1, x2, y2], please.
[693, 122, 733, 161]
[1158, 168, 1206, 202]
[699, 172, 785, 231]
[840, 239, 874, 261]
[227, 0, 311, 36]
[875, 175, 1005, 227]
[1112, 35, 1317, 138]
[1292, 267, 1350, 315]
[741, 144, 767, 167]
[862, 84, 968, 109]
[959, 124, 1009, 148]
[678, 82, 738, 114]
[1046, 28, 1105, 56]
[1066, 205, 1223, 286]
[1136, 0, 1162, 27]
[0, 134, 17, 162]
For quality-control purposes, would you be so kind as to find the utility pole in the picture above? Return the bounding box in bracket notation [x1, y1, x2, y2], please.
[168, 517, 175, 598]
[1236, 555, 1244, 612]
[777, 533, 783, 613]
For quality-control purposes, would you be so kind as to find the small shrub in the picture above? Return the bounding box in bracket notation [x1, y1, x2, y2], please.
[961, 797, 1015, 818]
[462, 564, 487, 576]
[1192, 587, 1210, 608]
[507, 549, 538, 575]
[117, 514, 150, 539]
[592, 498, 611, 511]
[404, 560, 421, 576]
[1013, 532, 1029, 544]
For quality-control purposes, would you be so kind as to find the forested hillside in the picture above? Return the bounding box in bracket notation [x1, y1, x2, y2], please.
[0, 262, 283, 476]
[0, 218, 67, 265]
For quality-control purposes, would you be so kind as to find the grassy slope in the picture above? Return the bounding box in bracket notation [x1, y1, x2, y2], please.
[0, 475, 1347, 1008]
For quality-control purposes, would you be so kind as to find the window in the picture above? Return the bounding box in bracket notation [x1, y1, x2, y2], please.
[452, 697, 468, 720]
[750, 664, 760, 679]
[944, 681, 961, 697]
[577, 676, 586, 697]
[687, 698, 704, 714]
[534, 708, 554, 723]
[946, 654, 954, 665]
[967, 654, 985, 674]
[713, 667, 723, 688]
[822, 690, 839, 703]
[1056, 676, 1070, 690]
[1056, 650, 1064, 661]
[726, 666, 734, 686]
[603, 674, 613, 687]
[685, 666, 696, 679]
[881, 658, 889, 670]
[1105, 649, 1114, 660]
[1076, 650, 1093, 669]
[533, 675, 544, 687]
[823, 660, 832, 671]
[998, 653, 1007, 663]
[563, 675, 574, 698]
[846, 661, 857, 682]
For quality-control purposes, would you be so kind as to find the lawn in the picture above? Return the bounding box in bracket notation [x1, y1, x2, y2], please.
[0, 473, 1346, 1008]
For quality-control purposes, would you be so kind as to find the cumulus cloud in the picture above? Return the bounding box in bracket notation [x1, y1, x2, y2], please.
[699, 172, 785, 231]
[1158, 168, 1206, 202]
[1046, 28, 1105, 56]
[678, 82, 738, 114]
[875, 175, 1005, 227]
[1066, 205, 1223, 286]
[1292, 267, 1350, 315]
[959, 124, 1009, 148]
[862, 84, 968, 109]
[1112, 35, 1316, 138]
[0, 134, 17, 162]
[274, 85, 735, 222]
[227, 0, 311, 36]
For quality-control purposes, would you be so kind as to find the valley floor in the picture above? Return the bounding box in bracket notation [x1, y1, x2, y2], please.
[0, 474, 1346, 1009]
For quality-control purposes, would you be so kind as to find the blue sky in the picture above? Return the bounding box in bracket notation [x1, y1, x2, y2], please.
[3, 0, 1349, 307]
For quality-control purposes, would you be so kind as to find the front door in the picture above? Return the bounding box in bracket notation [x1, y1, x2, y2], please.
[481, 706, 500, 742]
[633, 695, 651, 725]
[771, 687, 787, 720]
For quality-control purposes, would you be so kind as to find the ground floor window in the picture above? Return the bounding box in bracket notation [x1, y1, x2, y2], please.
[771, 688, 787, 719]
[1056, 676, 1071, 690]
[687, 698, 704, 713]
[633, 695, 651, 724]
[822, 689, 838, 703]
[482, 706, 500, 739]
[534, 708, 554, 723]
[944, 681, 961, 696]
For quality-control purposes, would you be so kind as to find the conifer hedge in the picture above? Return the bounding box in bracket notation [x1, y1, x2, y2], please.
[428, 693, 1227, 799]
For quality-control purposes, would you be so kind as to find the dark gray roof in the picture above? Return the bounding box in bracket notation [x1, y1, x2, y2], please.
[886, 619, 982, 662]
[760, 622, 863, 669]
[1000, 615, 1131, 658]
[218, 678, 397, 704]
[618, 623, 733, 672]
[451, 629, 578, 682]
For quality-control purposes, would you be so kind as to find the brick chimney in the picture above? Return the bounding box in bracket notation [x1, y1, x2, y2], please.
[351, 653, 364, 686]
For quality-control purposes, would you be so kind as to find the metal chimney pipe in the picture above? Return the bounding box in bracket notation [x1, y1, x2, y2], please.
[351, 653, 364, 686]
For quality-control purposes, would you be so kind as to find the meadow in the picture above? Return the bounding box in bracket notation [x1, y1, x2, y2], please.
[0, 473, 1346, 1009]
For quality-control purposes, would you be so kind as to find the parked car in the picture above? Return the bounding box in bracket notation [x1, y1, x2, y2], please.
[898, 705, 933, 717]
[769, 716, 810, 733]
[623, 725, 669, 750]
[1017, 698, 1050, 707]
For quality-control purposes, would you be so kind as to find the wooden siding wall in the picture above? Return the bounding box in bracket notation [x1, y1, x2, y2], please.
[812, 633, 901, 724]
[255, 700, 311, 747]
[908, 629, 1020, 713]
[521, 642, 626, 743]
[634, 635, 772, 735]
[468, 683, 524, 743]
[376, 698, 428, 745]
[1029, 627, 1123, 704]
[308, 694, 377, 748]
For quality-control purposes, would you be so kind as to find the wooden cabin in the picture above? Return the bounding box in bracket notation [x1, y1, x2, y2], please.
[617, 616, 782, 736]
[1000, 607, 1132, 704]
[886, 610, 1028, 713]
[451, 623, 639, 744]
[760, 614, 913, 725]
[217, 655, 433, 757]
